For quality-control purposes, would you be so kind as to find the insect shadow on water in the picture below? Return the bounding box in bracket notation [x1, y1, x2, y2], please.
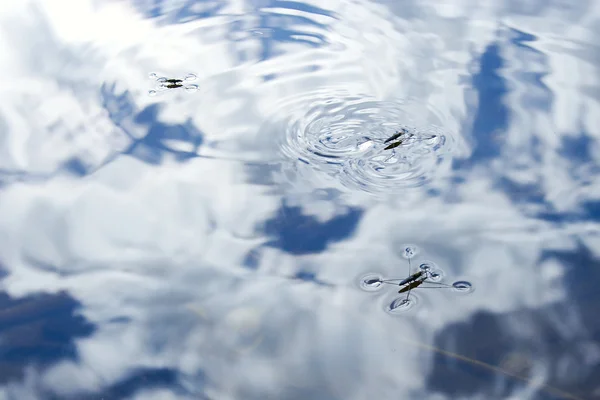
[148, 72, 199, 96]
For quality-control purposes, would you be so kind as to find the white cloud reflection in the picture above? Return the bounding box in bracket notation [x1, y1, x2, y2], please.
[0, 0, 599, 399]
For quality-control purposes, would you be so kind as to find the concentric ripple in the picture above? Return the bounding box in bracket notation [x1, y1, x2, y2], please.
[452, 281, 474, 293]
[358, 273, 385, 292]
[267, 90, 456, 193]
[385, 295, 418, 314]
[402, 245, 419, 259]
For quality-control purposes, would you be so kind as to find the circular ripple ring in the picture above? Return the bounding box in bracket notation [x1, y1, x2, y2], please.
[265, 89, 457, 193]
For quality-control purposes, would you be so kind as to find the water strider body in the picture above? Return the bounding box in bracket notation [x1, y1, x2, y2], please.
[383, 128, 411, 150]
[161, 81, 184, 89]
[148, 73, 198, 95]
[159, 78, 183, 88]
[371, 258, 458, 305]
[381, 128, 438, 151]
[396, 270, 427, 286]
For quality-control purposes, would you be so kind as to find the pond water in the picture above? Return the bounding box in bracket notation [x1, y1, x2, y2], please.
[0, 0, 599, 399]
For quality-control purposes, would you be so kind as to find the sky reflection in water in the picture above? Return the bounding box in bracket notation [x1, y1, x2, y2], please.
[0, 0, 599, 399]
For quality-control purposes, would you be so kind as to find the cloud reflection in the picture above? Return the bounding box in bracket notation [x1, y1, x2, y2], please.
[0, 0, 599, 399]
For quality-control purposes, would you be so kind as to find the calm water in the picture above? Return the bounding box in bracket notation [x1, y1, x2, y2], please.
[0, 0, 599, 399]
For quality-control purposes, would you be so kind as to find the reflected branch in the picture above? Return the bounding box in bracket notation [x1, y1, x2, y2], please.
[398, 336, 584, 400]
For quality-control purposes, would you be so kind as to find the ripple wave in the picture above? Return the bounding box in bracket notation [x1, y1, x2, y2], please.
[266, 89, 456, 193]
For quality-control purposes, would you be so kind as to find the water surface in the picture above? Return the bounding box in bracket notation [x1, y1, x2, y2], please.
[0, 0, 599, 399]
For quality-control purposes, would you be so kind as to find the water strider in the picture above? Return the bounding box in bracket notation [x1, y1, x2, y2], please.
[161, 78, 184, 88]
[383, 128, 411, 150]
[365, 255, 470, 308]
[381, 128, 438, 151]
[148, 72, 198, 95]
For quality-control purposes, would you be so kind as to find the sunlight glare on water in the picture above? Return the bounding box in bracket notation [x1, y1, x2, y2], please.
[0, 0, 599, 399]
